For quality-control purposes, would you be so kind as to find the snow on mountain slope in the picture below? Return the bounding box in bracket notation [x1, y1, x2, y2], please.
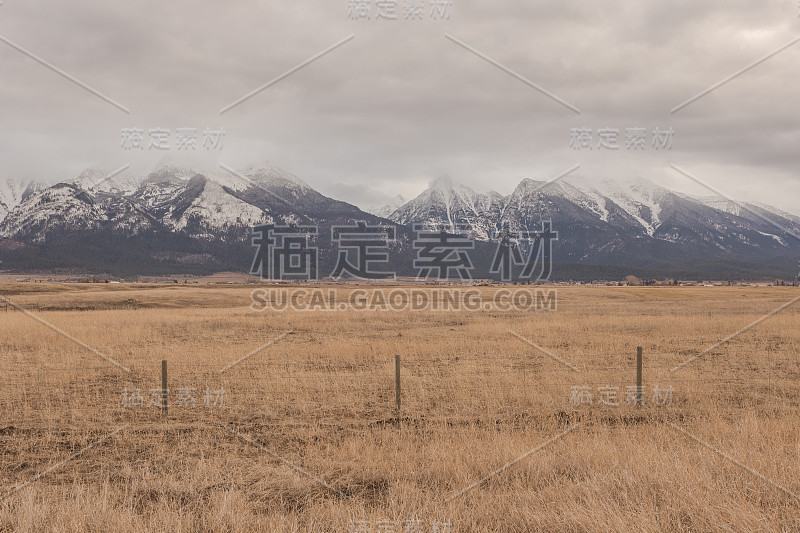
[131, 166, 200, 211]
[697, 196, 744, 217]
[70, 169, 142, 195]
[564, 177, 665, 236]
[695, 196, 800, 241]
[560, 181, 610, 222]
[535, 179, 612, 223]
[501, 178, 551, 220]
[461, 176, 668, 236]
[753, 203, 800, 225]
[239, 165, 313, 193]
[0, 179, 43, 223]
[0, 164, 370, 244]
[390, 176, 504, 239]
[0, 183, 106, 241]
[163, 175, 267, 236]
[69, 169, 114, 192]
[699, 196, 800, 227]
[366, 195, 406, 218]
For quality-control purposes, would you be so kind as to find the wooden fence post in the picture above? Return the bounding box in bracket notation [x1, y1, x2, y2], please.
[636, 347, 643, 406]
[395, 354, 401, 415]
[161, 360, 168, 419]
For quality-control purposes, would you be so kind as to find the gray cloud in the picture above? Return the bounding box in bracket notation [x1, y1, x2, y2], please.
[0, 0, 798, 213]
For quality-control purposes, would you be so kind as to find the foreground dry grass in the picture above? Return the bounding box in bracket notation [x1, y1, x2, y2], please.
[0, 283, 799, 532]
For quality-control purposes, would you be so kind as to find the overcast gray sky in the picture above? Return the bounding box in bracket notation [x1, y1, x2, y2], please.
[1, 0, 799, 213]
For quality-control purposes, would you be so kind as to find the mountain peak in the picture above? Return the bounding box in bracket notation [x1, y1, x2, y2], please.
[64, 168, 141, 195]
[240, 164, 311, 191]
[510, 178, 549, 196]
[366, 194, 407, 218]
[429, 175, 454, 189]
[147, 165, 202, 185]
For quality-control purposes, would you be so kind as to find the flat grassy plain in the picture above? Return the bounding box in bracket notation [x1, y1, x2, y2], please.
[0, 282, 799, 532]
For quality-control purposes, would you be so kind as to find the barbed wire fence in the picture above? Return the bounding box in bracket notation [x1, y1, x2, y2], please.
[2, 347, 797, 429]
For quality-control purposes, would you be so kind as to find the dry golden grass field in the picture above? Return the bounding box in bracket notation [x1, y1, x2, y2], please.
[0, 282, 799, 532]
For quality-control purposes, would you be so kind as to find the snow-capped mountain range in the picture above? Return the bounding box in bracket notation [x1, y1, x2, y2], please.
[387, 175, 800, 267]
[0, 165, 327, 243]
[0, 166, 798, 277]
